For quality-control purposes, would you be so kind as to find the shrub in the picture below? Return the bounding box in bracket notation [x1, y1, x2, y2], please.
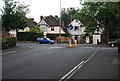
[2, 37, 17, 49]
[46, 33, 69, 40]
[17, 32, 44, 41]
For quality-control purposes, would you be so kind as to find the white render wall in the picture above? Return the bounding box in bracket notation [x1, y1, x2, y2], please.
[9, 30, 16, 37]
[69, 19, 85, 36]
[93, 35, 101, 44]
[47, 26, 65, 34]
[39, 19, 65, 36]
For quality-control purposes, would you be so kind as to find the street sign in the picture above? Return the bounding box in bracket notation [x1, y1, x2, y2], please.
[68, 24, 73, 30]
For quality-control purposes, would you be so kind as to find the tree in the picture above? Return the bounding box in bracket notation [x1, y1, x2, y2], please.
[61, 8, 79, 27]
[73, 2, 119, 42]
[1, 1, 29, 33]
[29, 26, 41, 33]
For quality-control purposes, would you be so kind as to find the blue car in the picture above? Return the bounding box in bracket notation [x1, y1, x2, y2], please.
[37, 37, 54, 44]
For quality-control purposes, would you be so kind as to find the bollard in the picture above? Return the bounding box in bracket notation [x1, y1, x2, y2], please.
[74, 40, 77, 47]
[68, 39, 73, 48]
[69, 42, 73, 47]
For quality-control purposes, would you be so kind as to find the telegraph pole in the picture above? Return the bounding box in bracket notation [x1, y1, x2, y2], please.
[59, 0, 62, 44]
[118, 1, 120, 53]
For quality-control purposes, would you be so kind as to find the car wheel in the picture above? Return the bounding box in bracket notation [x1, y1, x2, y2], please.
[49, 42, 51, 44]
[111, 44, 114, 47]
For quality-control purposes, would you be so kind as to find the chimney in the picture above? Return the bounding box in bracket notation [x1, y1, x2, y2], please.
[70, 15, 73, 23]
[40, 16, 43, 21]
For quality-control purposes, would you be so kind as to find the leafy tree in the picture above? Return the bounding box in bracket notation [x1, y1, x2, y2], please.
[29, 26, 41, 33]
[61, 8, 79, 27]
[73, 2, 119, 42]
[1, 1, 29, 34]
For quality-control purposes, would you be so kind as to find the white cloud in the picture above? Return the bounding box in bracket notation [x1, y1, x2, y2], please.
[23, 0, 82, 22]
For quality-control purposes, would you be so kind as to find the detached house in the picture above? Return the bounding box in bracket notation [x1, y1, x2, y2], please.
[37, 15, 65, 37]
[9, 18, 37, 37]
[68, 19, 85, 41]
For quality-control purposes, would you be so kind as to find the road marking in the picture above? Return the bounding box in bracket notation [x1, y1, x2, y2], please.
[2, 50, 23, 55]
[59, 51, 97, 81]
[49, 47, 64, 49]
[2, 47, 31, 55]
[59, 61, 84, 81]
[84, 51, 97, 64]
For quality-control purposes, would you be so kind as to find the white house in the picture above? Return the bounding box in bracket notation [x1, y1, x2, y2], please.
[8, 18, 37, 37]
[37, 15, 65, 37]
[9, 27, 30, 37]
[68, 19, 85, 41]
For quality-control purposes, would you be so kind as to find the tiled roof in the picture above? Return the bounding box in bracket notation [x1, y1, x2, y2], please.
[25, 18, 37, 28]
[44, 15, 59, 26]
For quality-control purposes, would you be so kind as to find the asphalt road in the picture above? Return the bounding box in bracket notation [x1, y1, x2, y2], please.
[2, 43, 118, 80]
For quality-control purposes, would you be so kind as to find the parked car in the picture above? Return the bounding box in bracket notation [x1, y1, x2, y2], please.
[37, 37, 54, 44]
[108, 39, 120, 47]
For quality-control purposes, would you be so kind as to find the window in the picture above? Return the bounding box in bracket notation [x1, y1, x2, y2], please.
[74, 26, 79, 31]
[51, 27, 54, 31]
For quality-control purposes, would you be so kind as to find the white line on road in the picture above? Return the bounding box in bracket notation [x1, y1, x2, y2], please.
[49, 47, 64, 49]
[84, 51, 97, 64]
[59, 51, 97, 81]
[59, 61, 84, 81]
[2, 50, 23, 55]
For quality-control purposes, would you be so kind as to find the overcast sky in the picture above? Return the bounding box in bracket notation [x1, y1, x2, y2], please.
[0, 0, 82, 22]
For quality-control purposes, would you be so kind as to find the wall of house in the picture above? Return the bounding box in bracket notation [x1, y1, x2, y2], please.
[39, 20, 47, 32]
[24, 27, 30, 32]
[39, 19, 65, 36]
[47, 26, 65, 34]
[93, 35, 101, 44]
[9, 30, 16, 37]
[69, 19, 85, 36]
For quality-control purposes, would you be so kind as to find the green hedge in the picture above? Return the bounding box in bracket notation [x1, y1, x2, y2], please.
[2, 37, 17, 49]
[46, 33, 69, 40]
[17, 32, 44, 41]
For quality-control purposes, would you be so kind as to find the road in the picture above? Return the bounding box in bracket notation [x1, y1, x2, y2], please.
[2, 43, 119, 81]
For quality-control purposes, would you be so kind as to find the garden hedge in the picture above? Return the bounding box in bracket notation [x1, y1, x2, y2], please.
[17, 32, 44, 41]
[46, 33, 69, 40]
[2, 37, 17, 49]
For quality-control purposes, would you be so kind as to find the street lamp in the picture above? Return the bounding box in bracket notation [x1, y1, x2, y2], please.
[118, 1, 120, 53]
[59, 0, 62, 44]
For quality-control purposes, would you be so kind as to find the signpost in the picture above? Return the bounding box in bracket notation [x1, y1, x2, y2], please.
[68, 24, 73, 30]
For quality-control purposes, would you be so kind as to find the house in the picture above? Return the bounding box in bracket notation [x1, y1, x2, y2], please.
[9, 18, 37, 37]
[19, 18, 37, 32]
[83, 33, 92, 44]
[68, 19, 85, 41]
[37, 15, 65, 37]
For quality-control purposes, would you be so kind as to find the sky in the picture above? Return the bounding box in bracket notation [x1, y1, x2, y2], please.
[0, 0, 82, 22]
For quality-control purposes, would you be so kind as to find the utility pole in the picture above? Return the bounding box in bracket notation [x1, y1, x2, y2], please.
[59, 0, 62, 44]
[118, 1, 120, 53]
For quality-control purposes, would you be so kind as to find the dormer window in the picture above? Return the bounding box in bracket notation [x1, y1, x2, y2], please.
[74, 26, 79, 31]
[76, 19, 79, 22]
[80, 24, 84, 27]
[51, 27, 54, 31]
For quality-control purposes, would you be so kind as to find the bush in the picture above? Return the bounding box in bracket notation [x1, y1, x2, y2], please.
[17, 32, 44, 41]
[46, 33, 69, 40]
[2, 37, 17, 49]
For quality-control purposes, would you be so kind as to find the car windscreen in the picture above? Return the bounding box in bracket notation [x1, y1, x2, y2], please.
[45, 38, 50, 40]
